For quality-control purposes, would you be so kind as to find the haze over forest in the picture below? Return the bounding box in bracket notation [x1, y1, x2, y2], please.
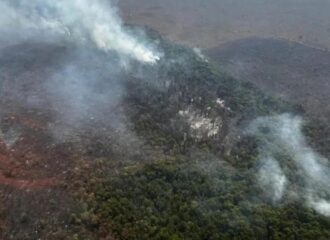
[119, 0, 330, 50]
[120, 0, 330, 123]
[0, 0, 330, 239]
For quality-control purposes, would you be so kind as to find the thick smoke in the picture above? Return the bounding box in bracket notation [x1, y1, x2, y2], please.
[248, 114, 330, 216]
[0, 0, 160, 64]
[308, 198, 330, 217]
[0, 0, 159, 155]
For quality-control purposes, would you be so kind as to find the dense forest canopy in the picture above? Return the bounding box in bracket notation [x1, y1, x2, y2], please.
[0, 1, 329, 239]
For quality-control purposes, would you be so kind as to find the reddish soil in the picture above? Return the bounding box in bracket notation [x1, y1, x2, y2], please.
[6, 113, 48, 131]
[0, 109, 78, 238]
[0, 113, 59, 190]
[0, 43, 88, 238]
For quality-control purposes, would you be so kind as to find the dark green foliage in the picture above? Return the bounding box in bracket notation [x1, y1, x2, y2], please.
[76, 159, 330, 240]
[122, 39, 295, 158]
[71, 34, 330, 239]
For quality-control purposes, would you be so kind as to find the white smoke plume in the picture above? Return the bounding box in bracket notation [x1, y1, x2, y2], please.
[257, 157, 287, 203]
[248, 113, 330, 216]
[308, 198, 330, 217]
[0, 0, 160, 64]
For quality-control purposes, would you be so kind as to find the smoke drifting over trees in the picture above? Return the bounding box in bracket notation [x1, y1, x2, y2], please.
[0, 0, 160, 63]
[0, 0, 163, 144]
[248, 114, 330, 216]
[0, 0, 330, 239]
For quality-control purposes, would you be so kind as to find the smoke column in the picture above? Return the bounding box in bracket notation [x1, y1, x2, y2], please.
[257, 156, 287, 203]
[248, 114, 330, 216]
[0, 0, 160, 64]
